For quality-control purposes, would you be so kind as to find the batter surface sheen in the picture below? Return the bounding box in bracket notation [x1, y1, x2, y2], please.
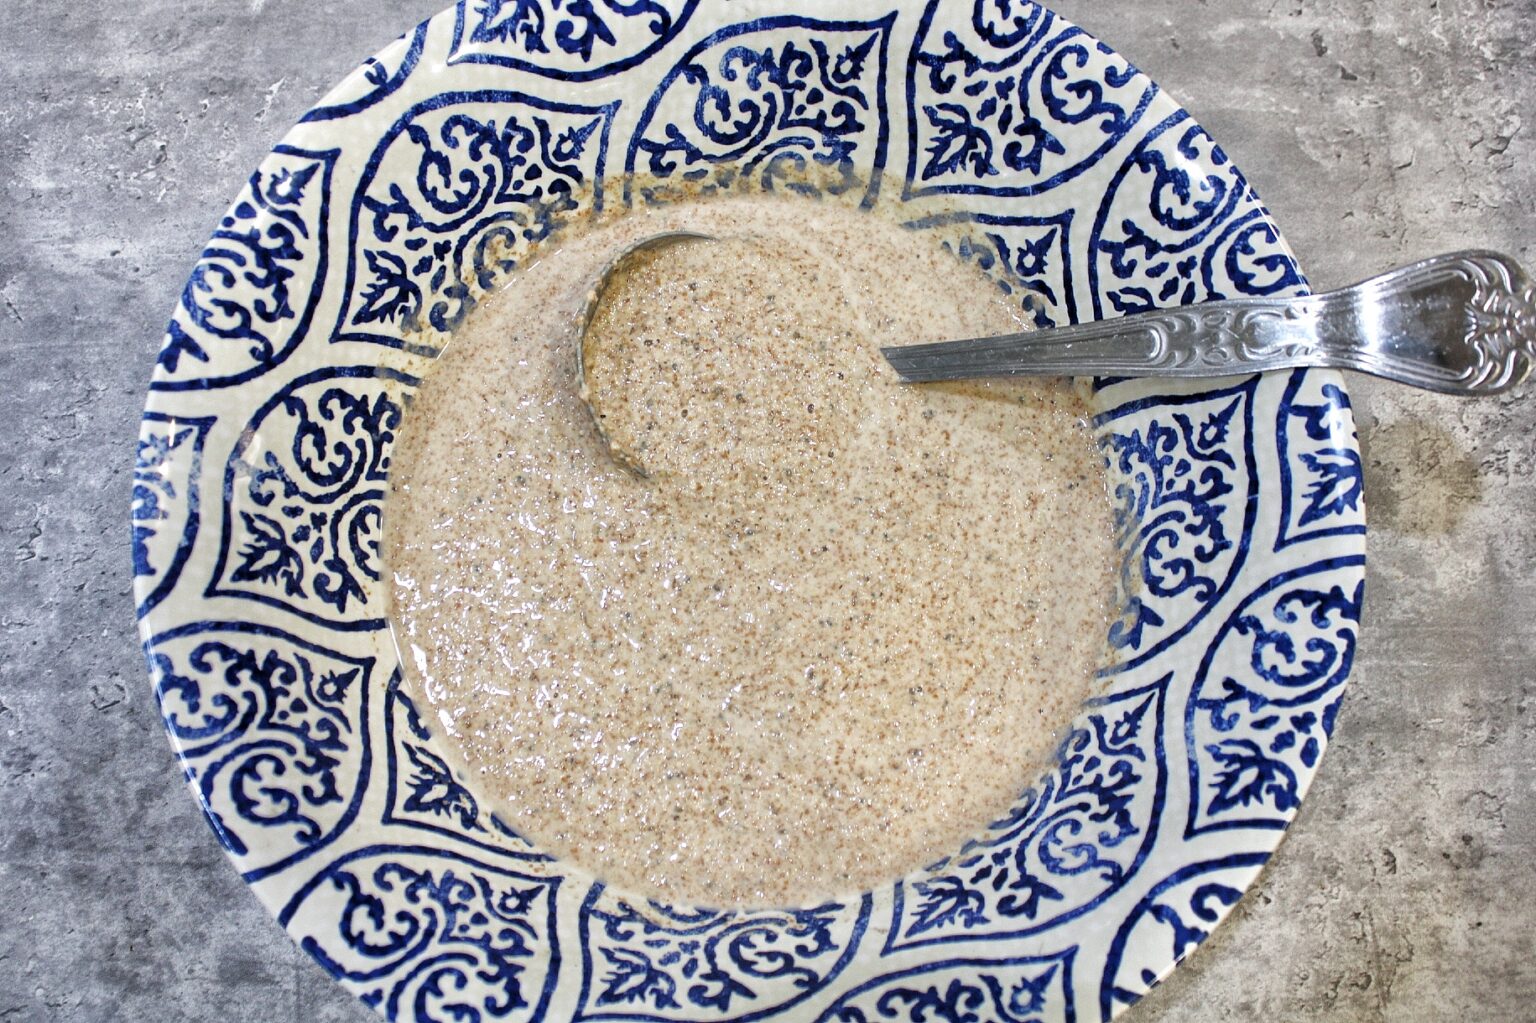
[386, 193, 1115, 908]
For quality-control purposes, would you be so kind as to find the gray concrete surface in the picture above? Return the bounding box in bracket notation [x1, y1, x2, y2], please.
[1, 0, 1531, 1019]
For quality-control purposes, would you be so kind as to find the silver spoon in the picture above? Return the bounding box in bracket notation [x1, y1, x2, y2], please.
[578, 245, 1532, 473]
[577, 231, 714, 477]
[881, 250, 1534, 395]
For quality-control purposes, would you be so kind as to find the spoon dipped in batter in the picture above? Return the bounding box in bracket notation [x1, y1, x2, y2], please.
[386, 193, 1117, 907]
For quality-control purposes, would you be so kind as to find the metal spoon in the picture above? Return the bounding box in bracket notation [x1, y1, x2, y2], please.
[577, 231, 713, 477]
[579, 245, 1531, 474]
[882, 250, 1535, 395]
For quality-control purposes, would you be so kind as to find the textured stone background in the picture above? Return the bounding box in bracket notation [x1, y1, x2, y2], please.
[1, 0, 1531, 1019]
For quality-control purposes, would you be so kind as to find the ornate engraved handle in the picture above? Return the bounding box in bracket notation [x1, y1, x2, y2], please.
[883, 250, 1536, 396]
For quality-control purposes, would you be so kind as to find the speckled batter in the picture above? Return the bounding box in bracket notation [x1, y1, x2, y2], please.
[386, 194, 1114, 908]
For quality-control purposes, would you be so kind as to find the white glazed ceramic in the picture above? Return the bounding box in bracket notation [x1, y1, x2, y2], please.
[133, 2, 1366, 1020]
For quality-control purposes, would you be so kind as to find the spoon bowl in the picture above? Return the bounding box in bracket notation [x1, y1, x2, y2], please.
[576, 231, 714, 476]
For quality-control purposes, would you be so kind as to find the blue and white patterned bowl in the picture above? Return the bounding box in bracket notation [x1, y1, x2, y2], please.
[133, 2, 1366, 1020]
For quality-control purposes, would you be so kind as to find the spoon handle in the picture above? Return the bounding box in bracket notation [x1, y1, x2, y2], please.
[883, 250, 1536, 395]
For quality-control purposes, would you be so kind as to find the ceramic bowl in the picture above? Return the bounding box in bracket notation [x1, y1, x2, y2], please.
[133, 2, 1366, 1020]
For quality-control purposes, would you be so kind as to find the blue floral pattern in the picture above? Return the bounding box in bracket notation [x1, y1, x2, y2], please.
[625, 15, 894, 205]
[145, 622, 372, 879]
[450, 0, 699, 78]
[279, 848, 560, 1023]
[338, 92, 615, 349]
[1096, 381, 1257, 669]
[1090, 112, 1306, 320]
[133, 412, 214, 618]
[577, 892, 870, 1020]
[1187, 558, 1363, 835]
[1099, 854, 1267, 1019]
[905, 210, 1077, 327]
[1275, 371, 1366, 549]
[156, 146, 337, 390]
[819, 954, 1074, 1023]
[136, 5, 1367, 1023]
[886, 678, 1165, 953]
[382, 678, 549, 861]
[208, 367, 416, 629]
[905, 0, 1155, 199]
[304, 23, 430, 123]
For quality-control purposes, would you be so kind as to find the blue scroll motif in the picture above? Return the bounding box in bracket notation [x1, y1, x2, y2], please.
[885, 678, 1164, 954]
[1275, 370, 1366, 550]
[338, 91, 615, 350]
[1186, 557, 1364, 836]
[145, 621, 371, 880]
[1099, 853, 1268, 1019]
[133, 412, 214, 618]
[1090, 112, 1307, 321]
[304, 23, 429, 123]
[155, 146, 337, 390]
[1096, 380, 1257, 670]
[208, 366, 417, 630]
[906, 210, 1077, 328]
[280, 847, 560, 1023]
[576, 890, 870, 1021]
[625, 15, 894, 206]
[818, 953, 1075, 1023]
[817, 952, 1081, 1019]
[382, 676, 550, 862]
[904, 0, 1155, 199]
[449, 0, 700, 79]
